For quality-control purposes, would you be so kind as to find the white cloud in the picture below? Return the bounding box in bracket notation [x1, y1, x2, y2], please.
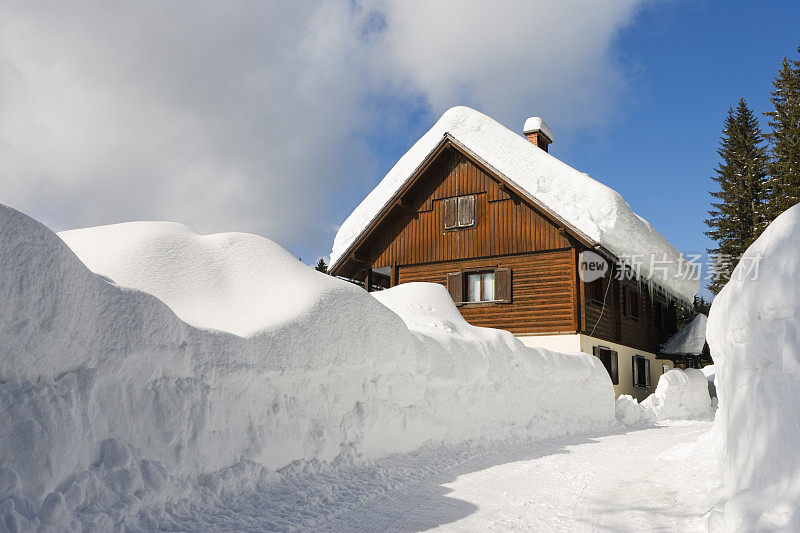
[375, 0, 644, 129]
[0, 0, 650, 257]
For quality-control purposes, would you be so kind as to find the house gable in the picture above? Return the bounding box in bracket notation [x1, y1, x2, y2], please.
[332, 140, 581, 278]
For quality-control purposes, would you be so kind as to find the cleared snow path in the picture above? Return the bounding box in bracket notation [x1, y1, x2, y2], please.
[166, 422, 717, 531]
[320, 422, 717, 532]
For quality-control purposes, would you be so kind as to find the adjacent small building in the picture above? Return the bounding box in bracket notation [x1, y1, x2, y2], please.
[329, 107, 700, 400]
[659, 313, 711, 368]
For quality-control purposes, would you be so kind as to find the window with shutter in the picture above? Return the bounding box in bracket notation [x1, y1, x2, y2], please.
[594, 346, 619, 385]
[587, 276, 605, 303]
[623, 287, 640, 319]
[466, 271, 494, 302]
[443, 195, 476, 229]
[460, 267, 509, 303]
[632, 355, 649, 387]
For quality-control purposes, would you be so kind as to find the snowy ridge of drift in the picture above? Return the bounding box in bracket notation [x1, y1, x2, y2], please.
[59, 221, 336, 336]
[0, 203, 615, 529]
[331, 106, 699, 302]
[706, 203, 800, 530]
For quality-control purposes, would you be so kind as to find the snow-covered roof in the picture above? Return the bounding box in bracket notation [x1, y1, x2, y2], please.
[330, 106, 699, 302]
[661, 313, 708, 356]
[523, 116, 554, 142]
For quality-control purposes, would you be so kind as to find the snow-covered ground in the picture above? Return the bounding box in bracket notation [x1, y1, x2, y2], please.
[322, 422, 717, 532]
[145, 422, 717, 531]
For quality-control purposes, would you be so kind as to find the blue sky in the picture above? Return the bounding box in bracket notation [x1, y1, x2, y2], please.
[1, 1, 798, 298]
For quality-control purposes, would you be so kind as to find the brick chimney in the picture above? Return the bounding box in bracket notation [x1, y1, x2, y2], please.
[523, 117, 553, 152]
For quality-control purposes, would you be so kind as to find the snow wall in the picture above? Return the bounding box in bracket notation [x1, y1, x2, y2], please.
[706, 203, 800, 530]
[0, 203, 615, 529]
[614, 368, 714, 425]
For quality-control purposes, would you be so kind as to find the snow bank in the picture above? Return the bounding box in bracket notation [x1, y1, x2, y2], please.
[706, 203, 800, 531]
[615, 394, 651, 426]
[615, 369, 714, 425]
[330, 106, 699, 302]
[640, 368, 714, 421]
[58, 221, 334, 336]
[0, 203, 615, 530]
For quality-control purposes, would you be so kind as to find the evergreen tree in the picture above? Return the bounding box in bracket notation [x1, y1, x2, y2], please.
[764, 45, 800, 224]
[676, 295, 712, 330]
[314, 258, 328, 274]
[704, 99, 768, 294]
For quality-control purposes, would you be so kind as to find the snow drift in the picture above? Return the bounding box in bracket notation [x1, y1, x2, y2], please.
[640, 368, 714, 421]
[330, 106, 699, 302]
[59, 221, 333, 336]
[0, 203, 615, 529]
[615, 368, 714, 425]
[706, 203, 800, 531]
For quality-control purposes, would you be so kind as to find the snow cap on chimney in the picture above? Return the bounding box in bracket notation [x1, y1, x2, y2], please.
[523, 117, 553, 152]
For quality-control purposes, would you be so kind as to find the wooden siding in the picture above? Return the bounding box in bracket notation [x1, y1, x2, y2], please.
[583, 274, 678, 352]
[362, 148, 572, 268]
[336, 142, 675, 353]
[398, 250, 577, 335]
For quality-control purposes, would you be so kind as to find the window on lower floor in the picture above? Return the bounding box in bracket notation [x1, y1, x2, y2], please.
[632, 355, 651, 388]
[594, 346, 619, 385]
[467, 271, 494, 302]
[446, 268, 511, 305]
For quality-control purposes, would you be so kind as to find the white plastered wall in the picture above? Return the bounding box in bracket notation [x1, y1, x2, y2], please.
[517, 334, 582, 354]
[517, 333, 673, 401]
[579, 335, 672, 401]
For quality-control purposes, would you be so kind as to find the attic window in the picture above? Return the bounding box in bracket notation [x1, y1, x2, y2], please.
[444, 195, 475, 229]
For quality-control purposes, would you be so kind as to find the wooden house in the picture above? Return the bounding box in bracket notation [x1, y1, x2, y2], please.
[329, 107, 699, 400]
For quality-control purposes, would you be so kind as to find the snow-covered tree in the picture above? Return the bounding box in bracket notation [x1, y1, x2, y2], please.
[705, 99, 768, 294]
[763, 45, 800, 224]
